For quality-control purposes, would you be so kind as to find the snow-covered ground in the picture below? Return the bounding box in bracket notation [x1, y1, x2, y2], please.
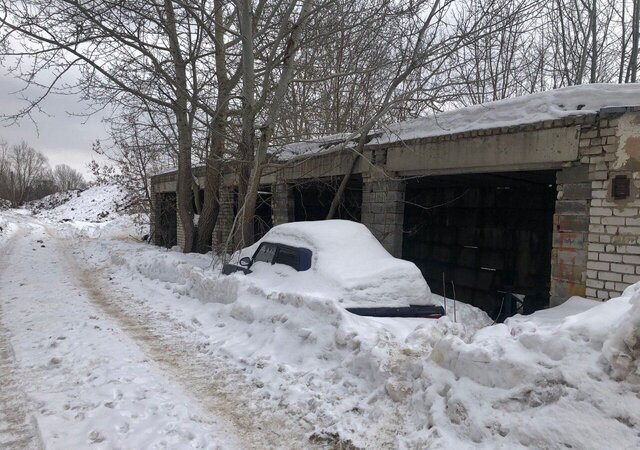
[1, 185, 640, 449]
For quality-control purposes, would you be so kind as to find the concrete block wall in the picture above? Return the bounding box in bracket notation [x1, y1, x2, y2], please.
[550, 164, 591, 306]
[360, 177, 405, 257]
[583, 112, 640, 300]
[272, 183, 294, 226]
[212, 187, 235, 253]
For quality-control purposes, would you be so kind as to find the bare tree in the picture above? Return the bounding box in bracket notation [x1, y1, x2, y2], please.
[8, 141, 51, 205]
[53, 164, 87, 191]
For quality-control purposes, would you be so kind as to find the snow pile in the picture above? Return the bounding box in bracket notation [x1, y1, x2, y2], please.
[375, 83, 640, 145]
[0, 214, 18, 243]
[0, 198, 10, 210]
[71, 224, 640, 448]
[98, 235, 640, 448]
[27, 189, 80, 214]
[36, 184, 147, 239]
[92, 239, 489, 448]
[602, 283, 640, 383]
[37, 185, 130, 223]
[238, 220, 433, 308]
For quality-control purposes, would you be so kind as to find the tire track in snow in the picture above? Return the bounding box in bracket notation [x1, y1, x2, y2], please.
[56, 234, 319, 450]
[0, 226, 45, 450]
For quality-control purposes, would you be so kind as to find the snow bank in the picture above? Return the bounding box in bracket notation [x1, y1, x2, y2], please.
[81, 234, 640, 448]
[601, 283, 640, 383]
[90, 239, 489, 448]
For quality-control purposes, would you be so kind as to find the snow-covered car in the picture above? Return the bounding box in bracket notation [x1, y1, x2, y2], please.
[222, 220, 444, 318]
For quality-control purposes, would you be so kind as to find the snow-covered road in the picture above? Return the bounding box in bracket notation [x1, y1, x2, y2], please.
[0, 216, 308, 449]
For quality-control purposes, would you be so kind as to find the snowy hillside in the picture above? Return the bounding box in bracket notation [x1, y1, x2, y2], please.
[34, 185, 131, 222]
[33, 184, 147, 239]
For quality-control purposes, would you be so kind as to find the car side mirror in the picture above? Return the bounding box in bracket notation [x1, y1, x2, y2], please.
[239, 256, 251, 267]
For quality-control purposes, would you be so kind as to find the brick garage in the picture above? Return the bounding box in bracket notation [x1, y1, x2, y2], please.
[151, 100, 640, 315]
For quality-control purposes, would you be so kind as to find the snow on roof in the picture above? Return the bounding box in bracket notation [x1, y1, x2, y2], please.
[154, 84, 640, 169]
[270, 132, 358, 160]
[275, 84, 640, 159]
[373, 83, 640, 145]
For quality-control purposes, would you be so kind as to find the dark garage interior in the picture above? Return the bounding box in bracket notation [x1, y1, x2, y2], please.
[293, 176, 362, 222]
[402, 170, 557, 318]
[154, 192, 177, 248]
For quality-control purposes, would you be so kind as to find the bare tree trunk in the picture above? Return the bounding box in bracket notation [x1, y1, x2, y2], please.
[326, 153, 359, 220]
[196, 113, 225, 252]
[632, 0, 640, 82]
[239, 0, 313, 247]
[237, 0, 256, 247]
[165, 0, 195, 252]
[590, 0, 597, 83]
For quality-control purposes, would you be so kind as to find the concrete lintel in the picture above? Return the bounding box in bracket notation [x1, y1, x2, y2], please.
[385, 127, 580, 175]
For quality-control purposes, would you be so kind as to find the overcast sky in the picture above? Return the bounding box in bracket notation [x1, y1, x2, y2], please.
[0, 71, 109, 179]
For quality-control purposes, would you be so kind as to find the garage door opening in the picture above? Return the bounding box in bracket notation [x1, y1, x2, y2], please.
[402, 170, 556, 319]
[154, 192, 177, 248]
[293, 176, 362, 222]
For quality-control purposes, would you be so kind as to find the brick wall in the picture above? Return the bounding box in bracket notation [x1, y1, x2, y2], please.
[583, 112, 640, 300]
[176, 193, 185, 250]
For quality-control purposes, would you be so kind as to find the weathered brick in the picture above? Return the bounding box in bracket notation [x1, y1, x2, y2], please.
[623, 274, 640, 284]
[611, 263, 635, 274]
[589, 171, 608, 181]
[590, 207, 612, 216]
[586, 279, 604, 289]
[600, 253, 623, 263]
[561, 182, 592, 200]
[623, 254, 640, 265]
[592, 189, 608, 199]
[585, 287, 597, 297]
[556, 200, 588, 215]
[598, 272, 622, 282]
[601, 216, 624, 225]
[587, 261, 609, 271]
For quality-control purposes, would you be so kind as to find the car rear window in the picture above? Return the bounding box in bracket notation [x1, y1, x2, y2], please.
[274, 246, 299, 269]
[253, 243, 277, 264]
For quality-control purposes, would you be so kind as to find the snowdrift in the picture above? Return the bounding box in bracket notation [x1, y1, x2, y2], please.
[95, 233, 640, 448]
